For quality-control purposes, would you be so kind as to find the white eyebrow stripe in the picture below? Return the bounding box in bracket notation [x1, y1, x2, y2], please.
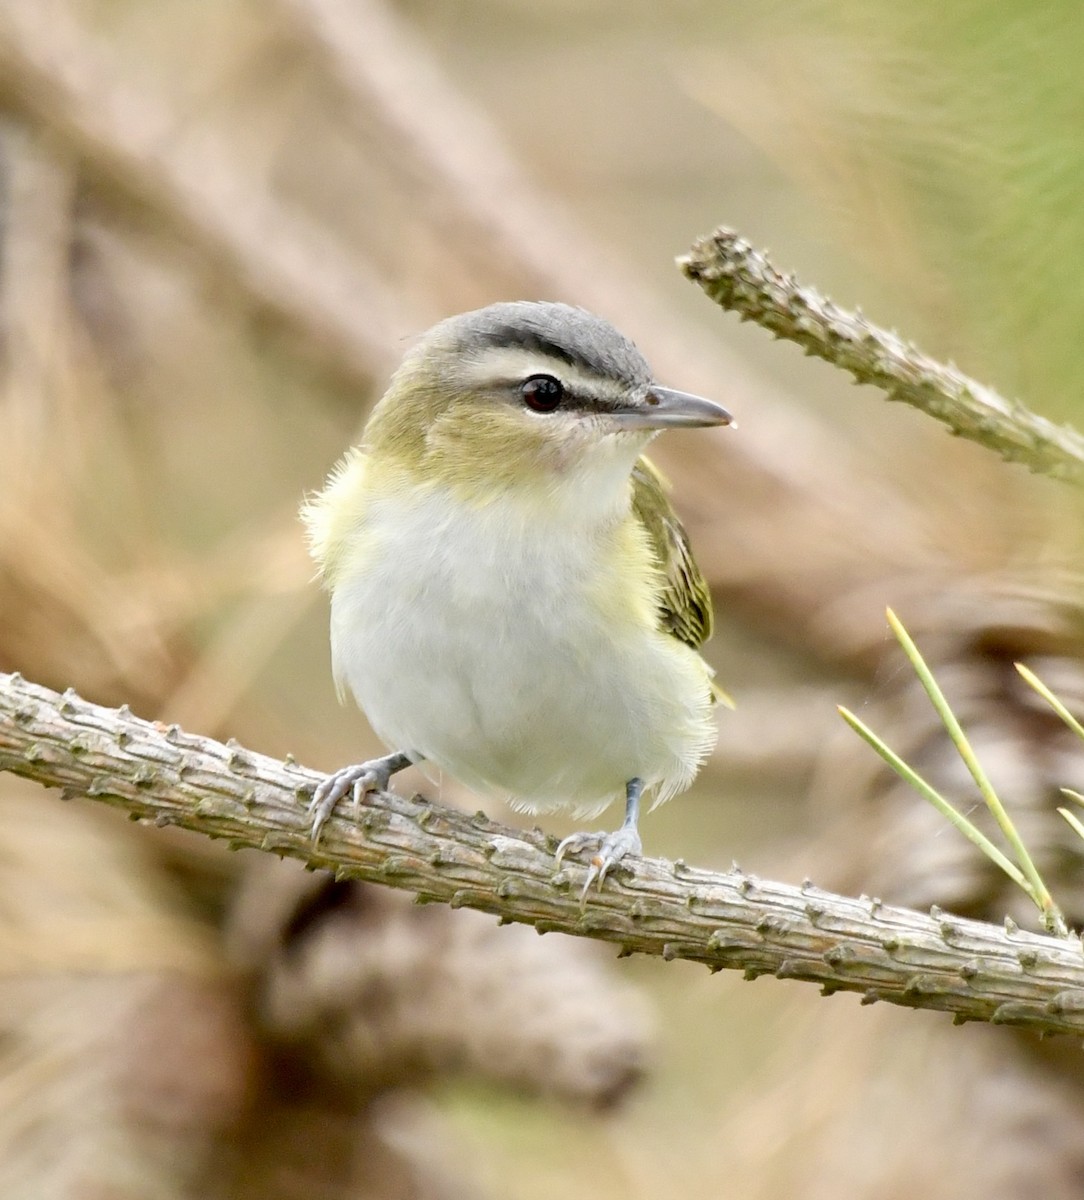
[453, 346, 612, 399]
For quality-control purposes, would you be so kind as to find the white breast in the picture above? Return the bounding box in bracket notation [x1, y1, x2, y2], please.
[329, 486, 715, 818]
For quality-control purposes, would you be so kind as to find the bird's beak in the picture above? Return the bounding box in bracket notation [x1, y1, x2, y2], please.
[610, 386, 733, 431]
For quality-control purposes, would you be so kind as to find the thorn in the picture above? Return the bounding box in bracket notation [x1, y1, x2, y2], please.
[823, 944, 855, 967]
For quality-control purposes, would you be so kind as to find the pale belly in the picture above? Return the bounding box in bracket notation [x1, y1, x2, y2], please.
[329, 494, 716, 817]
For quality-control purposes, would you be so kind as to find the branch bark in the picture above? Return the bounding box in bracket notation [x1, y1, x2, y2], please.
[3, 670, 1084, 1038]
[681, 228, 1084, 484]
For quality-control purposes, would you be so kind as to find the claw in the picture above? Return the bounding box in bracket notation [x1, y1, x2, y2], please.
[308, 750, 415, 841]
[553, 778, 645, 901]
[555, 826, 643, 903]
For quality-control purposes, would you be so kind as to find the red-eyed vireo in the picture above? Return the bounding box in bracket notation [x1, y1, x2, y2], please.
[302, 301, 733, 895]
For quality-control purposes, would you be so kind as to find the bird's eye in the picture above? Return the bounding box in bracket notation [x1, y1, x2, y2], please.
[520, 374, 564, 413]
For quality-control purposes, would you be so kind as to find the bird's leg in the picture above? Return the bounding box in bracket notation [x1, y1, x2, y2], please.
[555, 778, 644, 900]
[309, 750, 419, 842]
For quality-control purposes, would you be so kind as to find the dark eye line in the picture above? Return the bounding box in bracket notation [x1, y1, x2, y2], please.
[515, 375, 623, 416]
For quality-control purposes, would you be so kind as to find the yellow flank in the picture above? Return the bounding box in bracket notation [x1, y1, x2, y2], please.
[300, 447, 371, 590]
[589, 499, 669, 635]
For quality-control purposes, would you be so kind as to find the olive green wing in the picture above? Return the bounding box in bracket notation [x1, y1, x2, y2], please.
[631, 457, 734, 707]
[630, 457, 712, 648]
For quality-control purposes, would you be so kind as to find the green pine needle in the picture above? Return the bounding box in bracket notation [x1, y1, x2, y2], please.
[1016, 662, 1084, 743]
[839, 609, 1068, 936]
[1059, 806, 1084, 843]
[884, 608, 1065, 935]
[837, 704, 1030, 893]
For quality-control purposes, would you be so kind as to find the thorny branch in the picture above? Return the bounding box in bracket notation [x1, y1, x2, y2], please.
[4, 670, 1084, 1039]
[681, 228, 1084, 485]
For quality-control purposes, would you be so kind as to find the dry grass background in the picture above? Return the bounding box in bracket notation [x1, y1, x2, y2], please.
[4, 1, 1084, 1197]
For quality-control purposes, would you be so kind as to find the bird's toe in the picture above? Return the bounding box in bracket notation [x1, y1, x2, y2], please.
[308, 762, 382, 841]
[555, 826, 643, 900]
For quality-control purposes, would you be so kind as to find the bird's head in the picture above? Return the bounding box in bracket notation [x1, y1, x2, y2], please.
[364, 301, 732, 511]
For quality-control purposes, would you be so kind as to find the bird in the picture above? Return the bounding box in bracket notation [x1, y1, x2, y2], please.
[301, 301, 733, 896]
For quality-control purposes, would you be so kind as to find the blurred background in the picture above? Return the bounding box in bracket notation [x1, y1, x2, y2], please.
[4, 0, 1084, 1196]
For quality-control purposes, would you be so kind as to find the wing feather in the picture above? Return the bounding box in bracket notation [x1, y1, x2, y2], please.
[631, 458, 734, 707]
[631, 457, 713, 648]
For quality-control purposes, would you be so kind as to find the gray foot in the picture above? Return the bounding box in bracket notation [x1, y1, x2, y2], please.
[309, 751, 413, 842]
[555, 825, 643, 900]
